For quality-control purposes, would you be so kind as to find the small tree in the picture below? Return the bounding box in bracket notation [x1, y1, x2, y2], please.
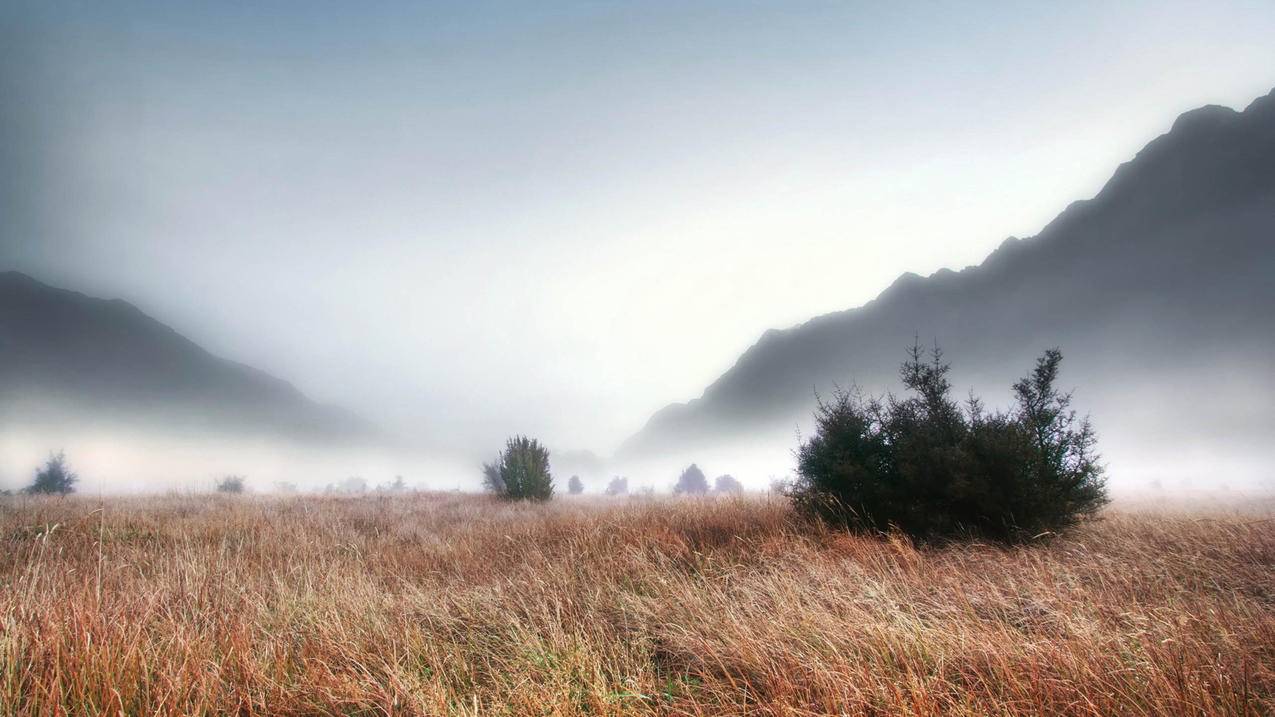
[483, 436, 554, 501]
[1004, 348, 1107, 533]
[713, 474, 743, 494]
[673, 464, 709, 495]
[604, 476, 628, 496]
[567, 475, 584, 495]
[215, 475, 246, 494]
[27, 452, 77, 495]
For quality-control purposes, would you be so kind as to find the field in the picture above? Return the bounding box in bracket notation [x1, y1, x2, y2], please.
[1, 492, 1272, 716]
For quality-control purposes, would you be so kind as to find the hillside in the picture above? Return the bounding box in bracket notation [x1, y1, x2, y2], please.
[0, 271, 372, 441]
[621, 89, 1275, 460]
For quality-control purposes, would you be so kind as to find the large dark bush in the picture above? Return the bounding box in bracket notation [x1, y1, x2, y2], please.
[27, 452, 77, 495]
[791, 343, 1106, 542]
[483, 436, 554, 501]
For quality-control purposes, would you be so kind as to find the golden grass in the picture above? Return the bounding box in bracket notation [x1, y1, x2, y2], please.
[1, 492, 1271, 716]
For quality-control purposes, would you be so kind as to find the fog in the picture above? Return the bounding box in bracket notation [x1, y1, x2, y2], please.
[3, 375, 1269, 495]
[2, 2, 1274, 494]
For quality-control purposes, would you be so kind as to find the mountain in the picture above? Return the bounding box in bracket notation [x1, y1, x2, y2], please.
[621, 89, 1275, 466]
[0, 271, 373, 441]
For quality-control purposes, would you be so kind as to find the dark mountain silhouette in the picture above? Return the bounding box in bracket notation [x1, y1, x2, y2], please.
[621, 88, 1275, 460]
[0, 271, 373, 441]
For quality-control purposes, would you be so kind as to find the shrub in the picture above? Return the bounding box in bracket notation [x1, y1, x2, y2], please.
[483, 436, 554, 501]
[791, 343, 1107, 542]
[673, 464, 709, 495]
[714, 474, 744, 494]
[27, 452, 77, 495]
[567, 475, 584, 495]
[604, 476, 628, 496]
[215, 475, 246, 494]
[378, 476, 407, 492]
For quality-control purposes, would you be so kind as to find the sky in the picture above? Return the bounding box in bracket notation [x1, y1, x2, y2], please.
[2, 0, 1274, 456]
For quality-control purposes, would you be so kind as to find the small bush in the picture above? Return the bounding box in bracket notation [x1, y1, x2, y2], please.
[604, 476, 628, 496]
[714, 474, 744, 494]
[378, 476, 407, 492]
[791, 343, 1107, 542]
[215, 475, 246, 494]
[483, 436, 554, 501]
[567, 475, 584, 495]
[673, 464, 709, 495]
[27, 452, 77, 495]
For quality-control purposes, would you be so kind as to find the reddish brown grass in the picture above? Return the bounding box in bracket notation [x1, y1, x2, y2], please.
[1, 492, 1271, 715]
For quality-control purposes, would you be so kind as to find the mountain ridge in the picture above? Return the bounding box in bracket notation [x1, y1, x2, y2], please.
[0, 270, 375, 442]
[620, 87, 1275, 458]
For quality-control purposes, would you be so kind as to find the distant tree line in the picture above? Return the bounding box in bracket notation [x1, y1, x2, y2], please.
[14, 341, 1107, 548]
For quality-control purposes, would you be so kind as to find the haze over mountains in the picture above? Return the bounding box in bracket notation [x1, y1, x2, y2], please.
[0, 270, 372, 441]
[0, 272, 428, 492]
[2, 89, 1273, 491]
[621, 89, 1275, 487]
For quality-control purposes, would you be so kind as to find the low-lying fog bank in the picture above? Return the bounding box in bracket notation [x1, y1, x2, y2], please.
[2, 407, 1270, 495]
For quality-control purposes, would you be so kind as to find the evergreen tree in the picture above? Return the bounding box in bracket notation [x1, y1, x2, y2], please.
[27, 452, 77, 496]
[483, 436, 554, 501]
[673, 464, 709, 495]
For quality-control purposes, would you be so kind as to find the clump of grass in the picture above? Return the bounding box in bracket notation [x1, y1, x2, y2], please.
[0, 491, 1270, 715]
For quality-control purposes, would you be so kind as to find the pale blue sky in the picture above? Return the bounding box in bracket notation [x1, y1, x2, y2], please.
[3, 1, 1274, 452]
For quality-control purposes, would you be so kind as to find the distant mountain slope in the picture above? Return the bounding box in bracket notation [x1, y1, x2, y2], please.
[621, 88, 1275, 459]
[0, 271, 372, 441]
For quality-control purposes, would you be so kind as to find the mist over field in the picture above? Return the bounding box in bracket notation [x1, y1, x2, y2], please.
[5, 5, 1275, 715]
[1, 371, 1270, 495]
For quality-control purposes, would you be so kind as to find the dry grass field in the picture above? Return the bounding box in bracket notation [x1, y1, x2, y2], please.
[1, 492, 1271, 716]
